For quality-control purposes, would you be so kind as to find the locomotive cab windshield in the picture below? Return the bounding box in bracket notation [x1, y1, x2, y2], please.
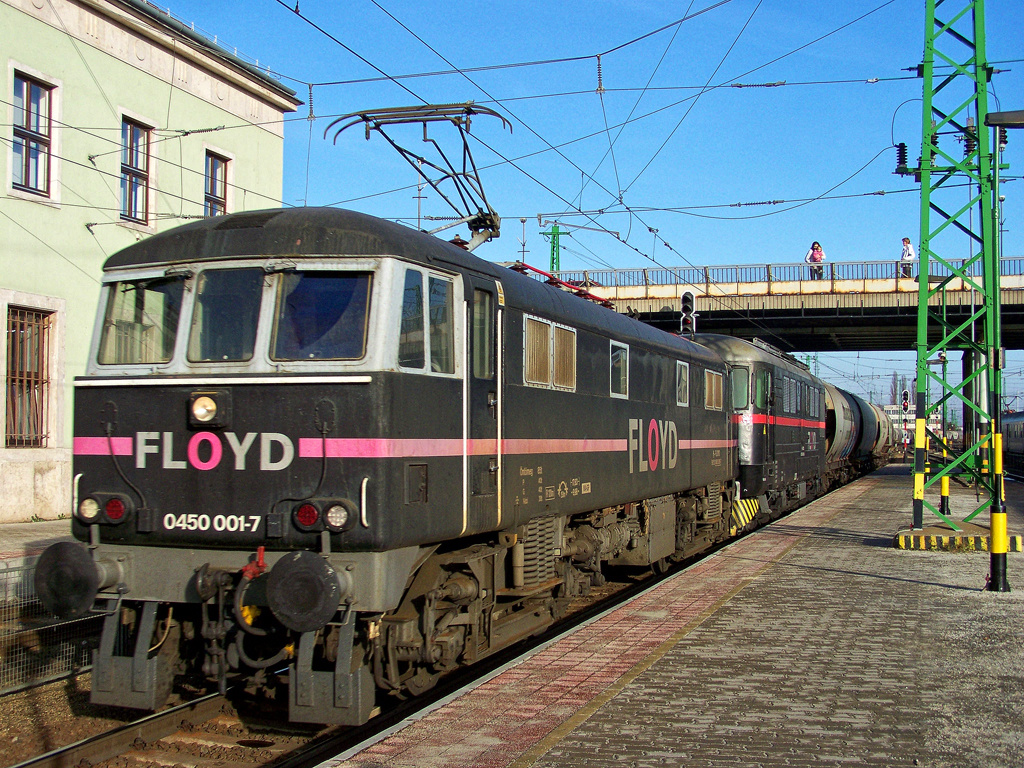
[94, 262, 379, 371]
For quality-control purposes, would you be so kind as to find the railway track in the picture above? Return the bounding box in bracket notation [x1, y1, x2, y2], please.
[10, 561, 664, 768]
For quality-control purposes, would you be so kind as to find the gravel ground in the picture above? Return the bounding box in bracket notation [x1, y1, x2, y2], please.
[0, 672, 138, 768]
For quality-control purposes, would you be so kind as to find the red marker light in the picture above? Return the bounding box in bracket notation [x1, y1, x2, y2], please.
[105, 497, 126, 521]
[295, 503, 319, 528]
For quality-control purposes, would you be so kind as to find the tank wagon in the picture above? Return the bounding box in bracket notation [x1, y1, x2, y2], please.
[34, 208, 890, 724]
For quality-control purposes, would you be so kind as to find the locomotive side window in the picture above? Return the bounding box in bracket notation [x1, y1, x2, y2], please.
[732, 366, 749, 409]
[399, 270, 425, 368]
[754, 369, 769, 409]
[610, 342, 629, 398]
[676, 361, 690, 407]
[428, 277, 455, 374]
[524, 317, 551, 385]
[552, 326, 576, 390]
[524, 315, 576, 391]
[187, 268, 263, 362]
[272, 271, 371, 360]
[98, 276, 185, 365]
[472, 290, 494, 379]
[704, 369, 723, 410]
[397, 269, 456, 373]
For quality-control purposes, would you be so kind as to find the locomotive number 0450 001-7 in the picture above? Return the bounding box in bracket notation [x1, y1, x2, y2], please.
[162, 513, 262, 532]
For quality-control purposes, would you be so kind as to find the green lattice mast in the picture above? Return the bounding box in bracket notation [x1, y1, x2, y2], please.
[907, 0, 1008, 590]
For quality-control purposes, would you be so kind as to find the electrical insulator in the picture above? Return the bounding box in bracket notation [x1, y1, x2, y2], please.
[680, 291, 696, 337]
[999, 127, 1008, 150]
[964, 132, 976, 156]
[895, 142, 908, 172]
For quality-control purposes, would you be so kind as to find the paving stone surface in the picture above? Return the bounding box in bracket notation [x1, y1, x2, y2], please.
[323, 466, 1024, 768]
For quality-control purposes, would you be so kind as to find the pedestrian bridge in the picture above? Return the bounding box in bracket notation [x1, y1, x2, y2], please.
[545, 256, 1024, 352]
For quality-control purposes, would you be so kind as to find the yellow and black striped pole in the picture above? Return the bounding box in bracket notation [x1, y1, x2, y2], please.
[912, 392, 926, 530]
[988, 420, 1010, 592]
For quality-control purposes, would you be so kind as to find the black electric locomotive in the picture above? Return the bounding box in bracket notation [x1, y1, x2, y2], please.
[34, 207, 889, 724]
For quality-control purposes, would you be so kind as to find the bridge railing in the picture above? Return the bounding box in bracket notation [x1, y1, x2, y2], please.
[548, 256, 1024, 290]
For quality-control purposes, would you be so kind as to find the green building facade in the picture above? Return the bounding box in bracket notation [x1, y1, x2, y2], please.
[1, 0, 300, 521]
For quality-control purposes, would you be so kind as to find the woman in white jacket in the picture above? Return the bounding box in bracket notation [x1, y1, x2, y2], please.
[805, 241, 825, 280]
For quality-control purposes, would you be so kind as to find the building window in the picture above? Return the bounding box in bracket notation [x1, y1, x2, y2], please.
[204, 152, 228, 216]
[12, 74, 52, 196]
[6, 307, 52, 447]
[121, 118, 150, 223]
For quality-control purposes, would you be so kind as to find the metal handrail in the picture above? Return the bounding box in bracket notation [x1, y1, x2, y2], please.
[542, 256, 1024, 290]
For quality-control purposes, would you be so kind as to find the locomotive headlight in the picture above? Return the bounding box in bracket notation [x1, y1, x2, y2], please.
[78, 498, 101, 521]
[191, 395, 217, 423]
[325, 504, 349, 530]
[189, 389, 231, 429]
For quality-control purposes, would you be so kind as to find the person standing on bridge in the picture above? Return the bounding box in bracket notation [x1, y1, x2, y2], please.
[901, 237, 917, 278]
[805, 241, 826, 280]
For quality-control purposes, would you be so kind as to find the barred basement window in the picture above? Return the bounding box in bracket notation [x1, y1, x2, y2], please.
[6, 307, 52, 447]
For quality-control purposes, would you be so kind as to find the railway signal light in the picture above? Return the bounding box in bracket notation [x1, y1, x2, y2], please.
[901, 389, 910, 413]
[680, 291, 696, 337]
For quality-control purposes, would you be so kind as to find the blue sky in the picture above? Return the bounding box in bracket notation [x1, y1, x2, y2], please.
[160, 0, 1023, 404]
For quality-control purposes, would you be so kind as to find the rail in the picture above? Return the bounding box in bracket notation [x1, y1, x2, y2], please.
[545, 256, 1024, 291]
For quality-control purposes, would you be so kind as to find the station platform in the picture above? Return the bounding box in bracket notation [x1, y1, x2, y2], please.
[321, 465, 1024, 768]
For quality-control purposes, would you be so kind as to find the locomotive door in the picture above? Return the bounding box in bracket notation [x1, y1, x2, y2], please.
[464, 276, 502, 534]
